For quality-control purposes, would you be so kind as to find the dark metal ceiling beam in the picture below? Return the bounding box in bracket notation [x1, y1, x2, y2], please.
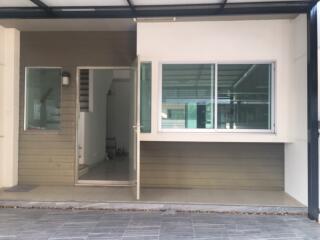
[126, 0, 135, 17]
[307, 0, 319, 222]
[126, 0, 135, 11]
[29, 0, 54, 16]
[218, 0, 228, 13]
[0, 1, 312, 19]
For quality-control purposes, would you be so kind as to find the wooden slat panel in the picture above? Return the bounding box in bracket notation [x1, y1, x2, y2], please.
[141, 142, 284, 191]
[19, 176, 74, 185]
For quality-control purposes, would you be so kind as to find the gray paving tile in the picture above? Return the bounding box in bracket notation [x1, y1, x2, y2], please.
[0, 208, 319, 240]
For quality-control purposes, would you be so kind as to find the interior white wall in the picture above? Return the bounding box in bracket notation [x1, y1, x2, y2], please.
[137, 19, 294, 143]
[81, 69, 113, 166]
[284, 14, 308, 206]
[107, 79, 131, 153]
[0, 26, 20, 188]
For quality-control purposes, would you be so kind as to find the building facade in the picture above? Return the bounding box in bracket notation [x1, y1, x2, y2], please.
[0, 0, 319, 220]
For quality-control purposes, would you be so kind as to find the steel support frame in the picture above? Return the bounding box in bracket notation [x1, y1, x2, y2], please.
[307, 1, 319, 221]
[0, 1, 312, 19]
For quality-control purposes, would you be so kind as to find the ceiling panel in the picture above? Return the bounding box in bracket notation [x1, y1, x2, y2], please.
[228, 0, 310, 2]
[0, 0, 36, 7]
[133, 0, 310, 5]
[133, 0, 221, 5]
[41, 0, 128, 7]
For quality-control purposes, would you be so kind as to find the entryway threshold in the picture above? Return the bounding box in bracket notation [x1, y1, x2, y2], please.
[0, 200, 307, 215]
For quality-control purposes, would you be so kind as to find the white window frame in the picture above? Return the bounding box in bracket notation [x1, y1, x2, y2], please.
[24, 66, 62, 131]
[158, 61, 276, 133]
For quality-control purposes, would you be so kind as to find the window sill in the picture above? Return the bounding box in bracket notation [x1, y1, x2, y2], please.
[140, 131, 286, 143]
[157, 129, 275, 134]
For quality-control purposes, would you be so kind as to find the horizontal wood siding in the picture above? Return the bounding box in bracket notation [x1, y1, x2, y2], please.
[19, 31, 136, 185]
[141, 142, 284, 190]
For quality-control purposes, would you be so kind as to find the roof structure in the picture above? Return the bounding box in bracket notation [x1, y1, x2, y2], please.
[0, 0, 315, 18]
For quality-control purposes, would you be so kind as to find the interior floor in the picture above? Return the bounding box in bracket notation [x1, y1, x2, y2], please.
[79, 157, 129, 181]
[0, 186, 304, 207]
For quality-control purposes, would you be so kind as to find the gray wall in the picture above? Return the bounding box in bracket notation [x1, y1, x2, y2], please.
[141, 142, 284, 190]
[19, 31, 136, 185]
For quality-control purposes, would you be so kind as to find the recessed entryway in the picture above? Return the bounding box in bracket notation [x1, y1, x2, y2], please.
[76, 67, 136, 185]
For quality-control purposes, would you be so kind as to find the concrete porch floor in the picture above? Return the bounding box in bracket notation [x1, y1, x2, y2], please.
[0, 186, 305, 213]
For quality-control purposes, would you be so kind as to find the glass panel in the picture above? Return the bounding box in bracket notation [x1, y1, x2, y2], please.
[25, 68, 61, 130]
[217, 64, 272, 130]
[140, 62, 152, 133]
[162, 64, 214, 129]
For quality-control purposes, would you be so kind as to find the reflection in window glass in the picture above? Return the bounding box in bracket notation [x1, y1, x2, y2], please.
[217, 64, 271, 130]
[25, 68, 61, 130]
[140, 63, 152, 133]
[161, 64, 215, 129]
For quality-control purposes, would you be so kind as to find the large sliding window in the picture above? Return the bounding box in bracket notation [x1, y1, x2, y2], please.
[161, 63, 273, 131]
[25, 67, 61, 130]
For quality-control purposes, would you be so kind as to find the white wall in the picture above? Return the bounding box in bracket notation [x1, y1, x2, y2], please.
[0, 26, 20, 188]
[107, 79, 131, 153]
[285, 15, 308, 206]
[137, 19, 295, 143]
[81, 69, 113, 166]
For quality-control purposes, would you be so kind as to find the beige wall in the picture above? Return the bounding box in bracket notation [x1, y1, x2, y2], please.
[137, 18, 300, 143]
[0, 27, 20, 188]
[19, 31, 136, 185]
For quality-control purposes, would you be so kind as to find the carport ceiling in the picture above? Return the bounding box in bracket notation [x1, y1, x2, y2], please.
[0, 0, 314, 19]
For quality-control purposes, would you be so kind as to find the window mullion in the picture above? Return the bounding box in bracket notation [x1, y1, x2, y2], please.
[214, 63, 218, 130]
[210, 64, 214, 129]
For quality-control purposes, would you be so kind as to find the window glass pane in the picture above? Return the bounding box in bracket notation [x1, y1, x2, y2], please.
[140, 62, 152, 133]
[217, 64, 272, 130]
[25, 68, 61, 130]
[162, 64, 214, 129]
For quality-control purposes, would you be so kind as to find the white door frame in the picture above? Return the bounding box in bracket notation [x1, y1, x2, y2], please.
[75, 66, 138, 187]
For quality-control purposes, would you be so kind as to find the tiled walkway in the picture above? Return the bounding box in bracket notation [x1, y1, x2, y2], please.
[0, 208, 319, 240]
